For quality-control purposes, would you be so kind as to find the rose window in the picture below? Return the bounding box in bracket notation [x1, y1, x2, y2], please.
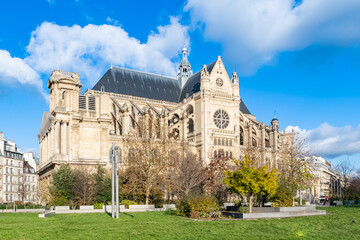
[213, 110, 229, 129]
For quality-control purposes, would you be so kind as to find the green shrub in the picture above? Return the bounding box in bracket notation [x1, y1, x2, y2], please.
[176, 199, 191, 217]
[238, 206, 249, 213]
[0, 204, 7, 209]
[188, 195, 219, 218]
[17, 204, 25, 209]
[94, 202, 104, 209]
[164, 208, 176, 216]
[120, 200, 138, 208]
[150, 188, 164, 208]
[177, 195, 220, 219]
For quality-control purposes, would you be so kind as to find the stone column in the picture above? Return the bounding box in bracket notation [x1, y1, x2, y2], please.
[123, 111, 130, 135]
[45, 135, 48, 163]
[261, 125, 265, 150]
[273, 131, 278, 152]
[164, 116, 169, 139]
[247, 123, 252, 148]
[61, 121, 67, 155]
[183, 118, 188, 141]
[55, 121, 60, 154]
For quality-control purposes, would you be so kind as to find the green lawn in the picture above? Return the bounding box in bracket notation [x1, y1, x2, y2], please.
[0, 207, 359, 240]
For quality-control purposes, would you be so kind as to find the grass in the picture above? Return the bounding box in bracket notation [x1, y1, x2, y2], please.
[0, 207, 359, 239]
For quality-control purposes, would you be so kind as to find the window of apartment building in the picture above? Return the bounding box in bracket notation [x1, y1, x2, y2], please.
[6, 185, 8, 191]
[18, 169, 20, 175]
[10, 168, 13, 174]
[10, 185, 12, 192]
[32, 176, 35, 182]
[32, 185, 35, 191]
[6, 167, 8, 173]
[10, 176, 12, 183]
[6, 194, 8, 201]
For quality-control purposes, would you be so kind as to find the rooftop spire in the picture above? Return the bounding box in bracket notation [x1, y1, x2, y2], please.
[178, 45, 193, 88]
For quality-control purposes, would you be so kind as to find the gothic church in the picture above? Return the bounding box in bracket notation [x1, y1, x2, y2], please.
[38, 48, 294, 182]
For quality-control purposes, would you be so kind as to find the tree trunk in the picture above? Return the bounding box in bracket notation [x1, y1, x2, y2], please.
[249, 195, 253, 213]
[145, 186, 150, 205]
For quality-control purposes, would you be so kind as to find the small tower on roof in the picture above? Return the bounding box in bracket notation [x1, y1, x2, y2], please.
[177, 46, 193, 87]
[271, 111, 279, 131]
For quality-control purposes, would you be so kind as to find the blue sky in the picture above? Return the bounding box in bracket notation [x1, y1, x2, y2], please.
[0, 0, 359, 168]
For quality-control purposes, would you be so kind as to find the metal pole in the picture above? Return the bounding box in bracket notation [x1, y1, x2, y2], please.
[111, 143, 115, 218]
[299, 189, 302, 206]
[115, 149, 119, 219]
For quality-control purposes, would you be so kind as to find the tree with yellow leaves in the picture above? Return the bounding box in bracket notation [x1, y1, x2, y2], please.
[223, 155, 277, 213]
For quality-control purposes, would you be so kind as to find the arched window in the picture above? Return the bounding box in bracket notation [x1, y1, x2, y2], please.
[186, 105, 194, 115]
[101, 85, 105, 92]
[230, 152, 233, 159]
[173, 114, 180, 124]
[188, 118, 194, 133]
[240, 127, 244, 145]
[214, 150, 217, 158]
[62, 91, 66, 100]
[225, 139, 228, 146]
[252, 138, 257, 147]
[222, 139, 225, 146]
[265, 139, 270, 148]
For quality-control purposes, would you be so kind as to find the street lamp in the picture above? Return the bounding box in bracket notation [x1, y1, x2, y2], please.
[109, 143, 121, 219]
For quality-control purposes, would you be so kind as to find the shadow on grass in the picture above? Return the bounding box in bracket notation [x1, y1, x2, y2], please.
[104, 211, 134, 218]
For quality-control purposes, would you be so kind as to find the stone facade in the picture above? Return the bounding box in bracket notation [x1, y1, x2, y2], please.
[38, 51, 294, 185]
[301, 156, 341, 203]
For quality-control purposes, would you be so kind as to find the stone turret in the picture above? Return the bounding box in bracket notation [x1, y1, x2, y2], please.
[177, 47, 193, 87]
[48, 70, 82, 113]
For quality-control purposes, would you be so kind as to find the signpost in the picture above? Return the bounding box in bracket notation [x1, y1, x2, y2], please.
[109, 143, 121, 219]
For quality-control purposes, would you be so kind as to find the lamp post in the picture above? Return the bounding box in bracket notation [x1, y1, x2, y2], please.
[109, 143, 120, 219]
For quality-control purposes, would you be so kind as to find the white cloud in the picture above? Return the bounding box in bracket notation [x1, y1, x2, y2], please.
[285, 123, 360, 158]
[186, 0, 360, 73]
[25, 17, 189, 85]
[0, 50, 48, 100]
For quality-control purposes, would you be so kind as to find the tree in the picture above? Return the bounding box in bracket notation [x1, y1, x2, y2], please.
[73, 166, 95, 205]
[277, 133, 314, 205]
[203, 149, 233, 203]
[50, 164, 75, 205]
[335, 157, 354, 198]
[93, 165, 112, 203]
[124, 115, 179, 204]
[223, 155, 277, 213]
[173, 151, 205, 197]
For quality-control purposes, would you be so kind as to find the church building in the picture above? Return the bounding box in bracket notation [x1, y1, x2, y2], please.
[37, 48, 294, 183]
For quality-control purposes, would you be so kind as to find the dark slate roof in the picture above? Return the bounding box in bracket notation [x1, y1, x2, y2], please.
[178, 61, 216, 101]
[92, 61, 252, 115]
[240, 100, 251, 114]
[92, 67, 181, 102]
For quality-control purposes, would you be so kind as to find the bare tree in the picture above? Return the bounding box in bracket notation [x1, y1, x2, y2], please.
[173, 151, 205, 197]
[335, 157, 354, 197]
[277, 133, 314, 205]
[125, 115, 179, 204]
[73, 166, 95, 205]
[203, 149, 233, 202]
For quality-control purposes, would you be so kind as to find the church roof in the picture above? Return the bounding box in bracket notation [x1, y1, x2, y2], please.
[178, 61, 216, 102]
[92, 60, 252, 114]
[240, 100, 251, 115]
[92, 67, 181, 102]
